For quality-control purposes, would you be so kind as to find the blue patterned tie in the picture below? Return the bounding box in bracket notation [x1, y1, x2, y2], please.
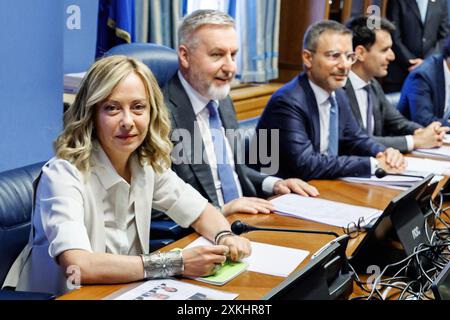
[328, 96, 339, 156]
[206, 100, 240, 203]
[363, 84, 374, 135]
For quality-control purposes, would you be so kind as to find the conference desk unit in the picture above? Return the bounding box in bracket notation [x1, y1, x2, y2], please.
[58, 180, 403, 300]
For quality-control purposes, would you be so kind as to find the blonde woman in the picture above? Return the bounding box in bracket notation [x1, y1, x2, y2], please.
[4, 56, 251, 296]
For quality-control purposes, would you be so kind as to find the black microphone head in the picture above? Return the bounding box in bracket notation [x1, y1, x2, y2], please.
[231, 220, 247, 235]
[375, 168, 387, 179]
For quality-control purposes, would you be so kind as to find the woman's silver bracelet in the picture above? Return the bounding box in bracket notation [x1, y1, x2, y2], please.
[140, 251, 184, 279]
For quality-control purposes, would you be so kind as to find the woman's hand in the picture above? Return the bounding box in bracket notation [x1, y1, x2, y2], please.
[182, 245, 229, 277]
[217, 235, 252, 261]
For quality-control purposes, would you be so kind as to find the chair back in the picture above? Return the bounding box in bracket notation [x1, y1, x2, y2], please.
[105, 43, 179, 88]
[386, 92, 401, 110]
[0, 162, 44, 286]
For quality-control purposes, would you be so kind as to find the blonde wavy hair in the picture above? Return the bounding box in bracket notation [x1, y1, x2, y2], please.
[54, 55, 173, 173]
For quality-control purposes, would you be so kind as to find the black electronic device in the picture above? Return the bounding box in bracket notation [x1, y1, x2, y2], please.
[439, 176, 450, 202]
[416, 178, 439, 218]
[263, 235, 353, 300]
[350, 175, 435, 275]
[432, 261, 450, 300]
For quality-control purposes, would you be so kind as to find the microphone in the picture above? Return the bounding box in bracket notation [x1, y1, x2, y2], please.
[231, 220, 339, 238]
[374, 168, 424, 179]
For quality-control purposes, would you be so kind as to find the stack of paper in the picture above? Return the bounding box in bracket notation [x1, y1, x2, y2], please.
[341, 156, 448, 189]
[443, 134, 450, 144]
[405, 157, 450, 175]
[271, 194, 382, 228]
[413, 146, 450, 159]
[341, 175, 421, 188]
[64, 72, 86, 93]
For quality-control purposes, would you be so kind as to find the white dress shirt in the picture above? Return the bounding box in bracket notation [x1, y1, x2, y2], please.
[178, 72, 280, 206]
[348, 71, 414, 151]
[416, 0, 429, 23]
[443, 59, 450, 116]
[308, 79, 378, 173]
[308, 80, 337, 155]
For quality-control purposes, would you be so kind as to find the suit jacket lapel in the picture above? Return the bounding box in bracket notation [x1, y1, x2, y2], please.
[300, 74, 321, 151]
[436, 56, 446, 114]
[218, 98, 238, 132]
[424, 0, 437, 27]
[365, 82, 382, 136]
[167, 76, 219, 204]
[409, 0, 424, 25]
[343, 80, 364, 128]
[133, 172, 151, 254]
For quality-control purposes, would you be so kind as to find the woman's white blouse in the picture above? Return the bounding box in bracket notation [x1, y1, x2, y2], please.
[4, 144, 208, 295]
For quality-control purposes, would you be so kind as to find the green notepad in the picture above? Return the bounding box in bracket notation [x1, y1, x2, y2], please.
[192, 260, 249, 286]
[171, 248, 248, 286]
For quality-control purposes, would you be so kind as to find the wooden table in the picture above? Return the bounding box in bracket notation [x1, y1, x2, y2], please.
[58, 180, 401, 300]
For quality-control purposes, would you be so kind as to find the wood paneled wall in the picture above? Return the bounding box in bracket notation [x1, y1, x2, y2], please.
[276, 0, 388, 83]
[277, 0, 330, 83]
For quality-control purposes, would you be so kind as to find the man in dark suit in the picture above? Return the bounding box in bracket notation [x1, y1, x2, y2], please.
[255, 20, 405, 181]
[344, 16, 446, 153]
[384, 0, 449, 93]
[398, 36, 450, 127]
[163, 10, 319, 216]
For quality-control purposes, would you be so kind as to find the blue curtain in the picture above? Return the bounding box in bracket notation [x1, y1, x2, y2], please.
[134, 0, 282, 82]
[135, 0, 183, 48]
[238, 0, 280, 82]
[187, 0, 230, 13]
[96, 0, 135, 57]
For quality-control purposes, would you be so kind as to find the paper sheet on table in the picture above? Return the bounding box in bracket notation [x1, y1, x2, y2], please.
[270, 194, 382, 228]
[444, 134, 450, 144]
[404, 156, 450, 175]
[341, 156, 448, 188]
[413, 146, 450, 159]
[185, 237, 309, 278]
[341, 175, 421, 188]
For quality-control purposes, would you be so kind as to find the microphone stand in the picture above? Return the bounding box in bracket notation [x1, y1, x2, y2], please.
[231, 220, 339, 238]
[374, 168, 424, 179]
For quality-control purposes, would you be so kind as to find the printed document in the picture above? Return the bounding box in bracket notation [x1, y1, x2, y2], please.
[112, 279, 237, 300]
[271, 194, 382, 228]
[413, 146, 450, 159]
